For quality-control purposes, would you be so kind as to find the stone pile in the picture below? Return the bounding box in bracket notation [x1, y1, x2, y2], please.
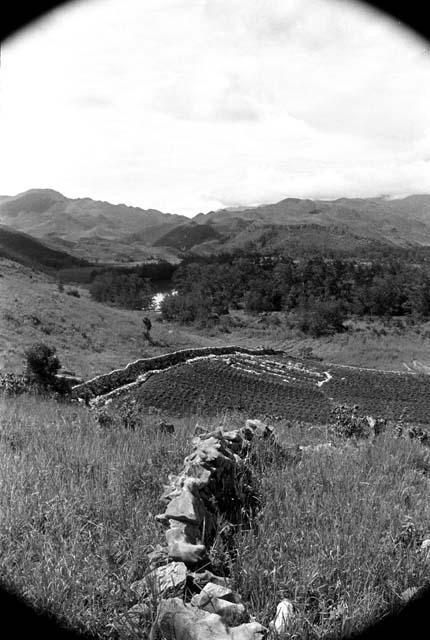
[120, 418, 281, 640]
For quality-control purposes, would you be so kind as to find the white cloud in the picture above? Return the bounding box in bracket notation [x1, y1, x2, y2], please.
[1, 0, 430, 214]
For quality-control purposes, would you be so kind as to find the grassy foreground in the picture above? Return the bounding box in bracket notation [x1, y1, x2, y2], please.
[230, 426, 430, 638]
[0, 395, 429, 639]
[0, 394, 201, 636]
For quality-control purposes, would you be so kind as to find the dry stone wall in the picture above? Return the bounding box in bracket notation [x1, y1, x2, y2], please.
[71, 346, 281, 401]
[117, 418, 285, 640]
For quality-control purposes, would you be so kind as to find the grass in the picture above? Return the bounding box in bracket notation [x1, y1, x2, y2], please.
[1, 393, 430, 639]
[3, 256, 430, 379]
[0, 258, 210, 378]
[0, 394, 200, 637]
[228, 429, 430, 638]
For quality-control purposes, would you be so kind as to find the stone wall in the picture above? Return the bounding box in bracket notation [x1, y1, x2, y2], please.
[115, 418, 287, 640]
[72, 346, 281, 400]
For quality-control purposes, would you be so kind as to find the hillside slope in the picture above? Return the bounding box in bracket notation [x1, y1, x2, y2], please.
[0, 224, 89, 271]
[0, 259, 211, 378]
[0, 189, 188, 243]
[195, 195, 430, 248]
[154, 221, 224, 252]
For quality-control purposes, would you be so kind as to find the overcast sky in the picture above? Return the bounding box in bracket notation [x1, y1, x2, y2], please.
[1, 0, 430, 215]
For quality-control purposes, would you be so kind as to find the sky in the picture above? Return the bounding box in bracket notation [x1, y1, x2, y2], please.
[1, 0, 430, 216]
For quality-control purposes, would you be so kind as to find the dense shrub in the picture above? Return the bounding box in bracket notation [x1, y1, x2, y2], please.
[160, 292, 212, 324]
[66, 288, 80, 298]
[90, 272, 153, 309]
[24, 343, 60, 382]
[23, 343, 70, 396]
[297, 300, 347, 337]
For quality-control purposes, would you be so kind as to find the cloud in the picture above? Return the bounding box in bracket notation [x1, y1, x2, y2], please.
[1, 0, 430, 215]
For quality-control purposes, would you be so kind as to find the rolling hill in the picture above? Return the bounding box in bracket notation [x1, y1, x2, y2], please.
[0, 188, 187, 243]
[154, 221, 224, 252]
[0, 224, 89, 271]
[194, 195, 430, 247]
[3, 188, 430, 262]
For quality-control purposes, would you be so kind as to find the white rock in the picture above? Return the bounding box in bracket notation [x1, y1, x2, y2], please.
[269, 599, 294, 635]
[420, 538, 430, 558]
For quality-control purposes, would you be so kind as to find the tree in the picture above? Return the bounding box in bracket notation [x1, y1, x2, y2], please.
[24, 343, 61, 387]
[297, 299, 346, 337]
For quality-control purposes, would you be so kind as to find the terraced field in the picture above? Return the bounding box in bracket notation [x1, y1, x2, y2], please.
[116, 353, 430, 424]
[324, 364, 430, 423]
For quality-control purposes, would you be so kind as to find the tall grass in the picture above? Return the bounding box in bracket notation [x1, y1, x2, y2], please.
[0, 395, 196, 637]
[1, 395, 429, 638]
[230, 433, 430, 638]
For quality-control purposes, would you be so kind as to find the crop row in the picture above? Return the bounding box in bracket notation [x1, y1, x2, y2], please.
[324, 365, 430, 424]
[127, 358, 332, 422]
[114, 354, 430, 426]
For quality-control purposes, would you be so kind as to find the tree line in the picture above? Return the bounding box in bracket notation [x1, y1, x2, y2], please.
[160, 254, 430, 333]
[88, 261, 174, 308]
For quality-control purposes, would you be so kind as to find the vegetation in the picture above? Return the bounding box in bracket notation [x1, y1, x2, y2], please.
[230, 428, 430, 638]
[115, 353, 430, 424]
[0, 395, 225, 637]
[24, 343, 61, 385]
[0, 225, 90, 272]
[88, 261, 176, 308]
[90, 272, 153, 309]
[160, 254, 430, 333]
[0, 395, 429, 638]
[25, 342, 60, 377]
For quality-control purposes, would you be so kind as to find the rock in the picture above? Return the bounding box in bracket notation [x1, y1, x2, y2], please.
[200, 581, 240, 603]
[194, 424, 209, 436]
[182, 463, 212, 486]
[165, 522, 208, 567]
[190, 571, 233, 590]
[159, 486, 208, 526]
[166, 522, 202, 546]
[244, 419, 273, 439]
[148, 545, 170, 570]
[366, 416, 376, 429]
[420, 538, 430, 558]
[131, 561, 188, 598]
[269, 599, 294, 635]
[150, 597, 267, 640]
[191, 591, 247, 621]
[221, 429, 244, 443]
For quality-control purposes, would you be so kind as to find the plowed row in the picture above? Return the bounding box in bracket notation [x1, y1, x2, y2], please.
[126, 357, 332, 421]
[116, 354, 430, 424]
[325, 366, 430, 423]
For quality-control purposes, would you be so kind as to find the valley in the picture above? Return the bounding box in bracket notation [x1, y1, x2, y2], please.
[1, 189, 430, 640]
[3, 189, 430, 265]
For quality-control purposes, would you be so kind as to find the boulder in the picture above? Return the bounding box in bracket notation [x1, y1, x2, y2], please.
[150, 597, 267, 640]
[200, 581, 240, 602]
[244, 419, 273, 439]
[158, 486, 208, 527]
[131, 561, 188, 598]
[191, 592, 247, 621]
[165, 522, 208, 567]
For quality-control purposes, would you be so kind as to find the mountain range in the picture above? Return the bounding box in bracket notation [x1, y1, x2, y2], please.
[2, 188, 430, 266]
